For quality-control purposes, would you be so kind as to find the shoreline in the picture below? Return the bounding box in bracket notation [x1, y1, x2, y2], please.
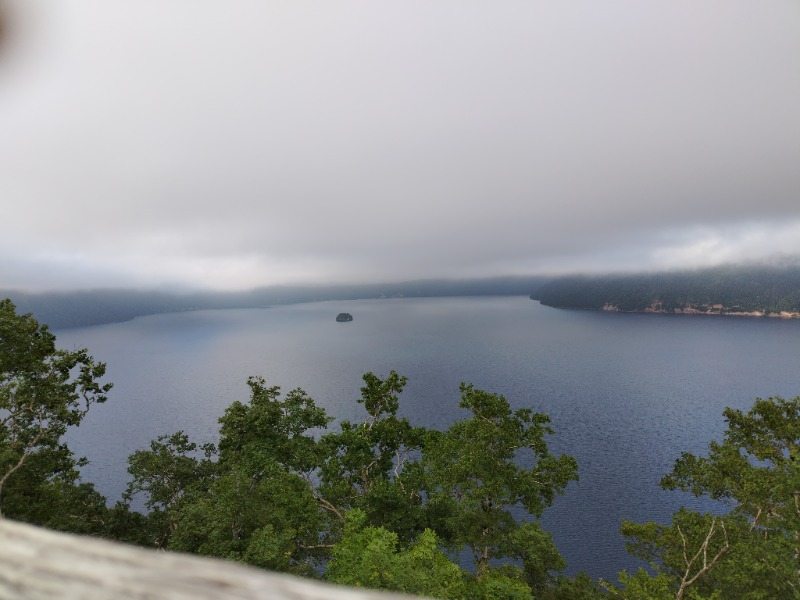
[598, 303, 800, 319]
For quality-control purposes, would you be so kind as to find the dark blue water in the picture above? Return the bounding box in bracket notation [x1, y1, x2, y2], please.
[57, 297, 800, 581]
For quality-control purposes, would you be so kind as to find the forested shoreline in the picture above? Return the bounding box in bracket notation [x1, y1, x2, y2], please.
[532, 263, 800, 317]
[7, 263, 800, 331]
[2, 298, 799, 598]
[1, 276, 551, 329]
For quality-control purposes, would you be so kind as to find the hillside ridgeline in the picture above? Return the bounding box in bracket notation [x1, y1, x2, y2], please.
[3, 276, 550, 328]
[532, 264, 800, 318]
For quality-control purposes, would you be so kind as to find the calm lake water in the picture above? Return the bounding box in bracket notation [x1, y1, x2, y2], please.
[57, 297, 800, 580]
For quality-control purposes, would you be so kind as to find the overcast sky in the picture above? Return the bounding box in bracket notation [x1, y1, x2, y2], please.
[1, 0, 799, 292]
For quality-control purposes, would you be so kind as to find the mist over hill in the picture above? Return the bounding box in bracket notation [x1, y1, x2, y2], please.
[2, 276, 551, 328]
[6, 261, 800, 329]
[532, 262, 800, 316]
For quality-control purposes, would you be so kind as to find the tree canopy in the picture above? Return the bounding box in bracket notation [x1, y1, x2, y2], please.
[617, 396, 800, 598]
[0, 299, 112, 529]
[123, 370, 580, 597]
[3, 297, 800, 598]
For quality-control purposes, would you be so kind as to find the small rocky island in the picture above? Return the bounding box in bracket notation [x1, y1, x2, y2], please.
[335, 312, 353, 322]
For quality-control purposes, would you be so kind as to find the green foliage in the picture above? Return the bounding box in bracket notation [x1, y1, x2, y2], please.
[218, 377, 331, 473]
[126, 378, 332, 574]
[122, 371, 580, 597]
[616, 396, 800, 599]
[327, 509, 467, 598]
[468, 568, 534, 600]
[604, 568, 676, 600]
[318, 370, 427, 539]
[504, 521, 568, 593]
[0, 299, 112, 529]
[545, 572, 608, 600]
[423, 383, 578, 580]
[124, 431, 216, 548]
[169, 466, 324, 575]
[126, 431, 216, 513]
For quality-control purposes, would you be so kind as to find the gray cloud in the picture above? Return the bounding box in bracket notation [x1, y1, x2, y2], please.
[1, 0, 799, 291]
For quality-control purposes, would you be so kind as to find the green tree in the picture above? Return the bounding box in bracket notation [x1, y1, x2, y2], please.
[617, 510, 731, 600]
[124, 371, 584, 597]
[124, 431, 216, 548]
[318, 370, 427, 540]
[616, 396, 800, 599]
[327, 509, 467, 599]
[604, 569, 675, 600]
[423, 383, 578, 586]
[156, 378, 332, 574]
[545, 572, 607, 600]
[0, 298, 111, 527]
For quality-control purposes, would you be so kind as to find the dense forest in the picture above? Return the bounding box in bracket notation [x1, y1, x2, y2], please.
[2, 298, 799, 598]
[2, 276, 551, 329]
[532, 263, 800, 316]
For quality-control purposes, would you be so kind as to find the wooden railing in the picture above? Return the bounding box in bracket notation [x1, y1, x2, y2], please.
[0, 518, 422, 600]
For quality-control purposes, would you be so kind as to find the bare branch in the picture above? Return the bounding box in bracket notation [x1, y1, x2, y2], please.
[675, 518, 730, 600]
[0, 408, 51, 517]
[312, 493, 345, 522]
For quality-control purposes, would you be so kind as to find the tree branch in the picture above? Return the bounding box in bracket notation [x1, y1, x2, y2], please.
[675, 518, 729, 600]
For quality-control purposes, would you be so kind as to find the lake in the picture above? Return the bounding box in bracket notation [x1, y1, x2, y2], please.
[56, 296, 800, 581]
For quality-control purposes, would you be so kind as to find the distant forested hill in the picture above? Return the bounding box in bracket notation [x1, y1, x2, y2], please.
[532, 264, 800, 316]
[2, 276, 550, 328]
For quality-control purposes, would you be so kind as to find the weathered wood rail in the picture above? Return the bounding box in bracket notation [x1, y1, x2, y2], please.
[0, 518, 423, 600]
